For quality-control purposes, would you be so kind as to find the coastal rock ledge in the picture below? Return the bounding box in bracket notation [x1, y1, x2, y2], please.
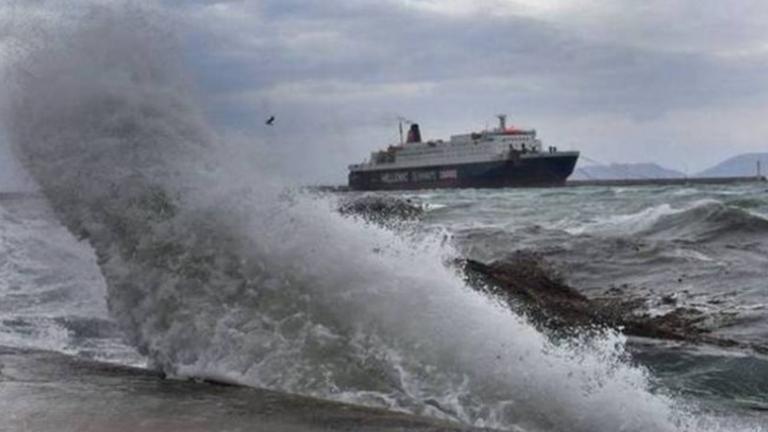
[0, 346, 489, 432]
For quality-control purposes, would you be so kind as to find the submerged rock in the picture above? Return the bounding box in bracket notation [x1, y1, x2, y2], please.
[338, 195, 423, 227]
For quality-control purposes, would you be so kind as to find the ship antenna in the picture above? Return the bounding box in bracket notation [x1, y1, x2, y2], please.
[397, 116, 412, 145]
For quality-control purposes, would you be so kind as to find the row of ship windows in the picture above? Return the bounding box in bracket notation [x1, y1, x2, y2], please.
[404, 147, 495, 155]
[400, 149, 499, 160]
[401, 145, 507, 157]
[402, 143, 537, 157]
[404, 141, 533, 155]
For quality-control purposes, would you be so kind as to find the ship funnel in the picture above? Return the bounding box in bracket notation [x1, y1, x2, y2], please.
[406, 123, 422, 143]
[496, 114, 507, 131]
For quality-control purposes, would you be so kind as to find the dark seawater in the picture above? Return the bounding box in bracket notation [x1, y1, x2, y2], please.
[0, 194, 143, 366]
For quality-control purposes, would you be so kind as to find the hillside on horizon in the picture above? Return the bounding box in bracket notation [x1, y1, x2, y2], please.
[696, 152, 768, 177]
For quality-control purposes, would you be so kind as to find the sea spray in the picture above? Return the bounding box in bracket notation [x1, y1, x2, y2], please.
[0, 3, 754, 431]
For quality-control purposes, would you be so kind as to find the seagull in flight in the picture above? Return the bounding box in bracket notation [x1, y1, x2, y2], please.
[265, 115, 275, 126]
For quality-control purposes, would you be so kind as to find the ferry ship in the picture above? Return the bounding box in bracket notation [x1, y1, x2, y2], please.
[348, 115, 579, 190]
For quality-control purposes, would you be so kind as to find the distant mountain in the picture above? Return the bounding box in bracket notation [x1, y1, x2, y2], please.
[696, 153, 768, 177]
[571, 163, 685, 180]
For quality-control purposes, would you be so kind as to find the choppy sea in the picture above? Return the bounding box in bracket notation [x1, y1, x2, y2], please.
[412, 184, 768, 415]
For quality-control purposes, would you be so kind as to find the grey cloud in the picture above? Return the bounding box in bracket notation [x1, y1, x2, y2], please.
[184, 1, 768, 120]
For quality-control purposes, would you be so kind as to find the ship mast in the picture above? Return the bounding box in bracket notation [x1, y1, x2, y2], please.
[397, 116, 412, 145]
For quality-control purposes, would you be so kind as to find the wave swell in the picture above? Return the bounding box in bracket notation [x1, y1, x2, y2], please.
[568, 199, 768, 243]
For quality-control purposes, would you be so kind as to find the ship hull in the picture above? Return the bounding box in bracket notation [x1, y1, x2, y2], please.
[348, 153, 579, 191]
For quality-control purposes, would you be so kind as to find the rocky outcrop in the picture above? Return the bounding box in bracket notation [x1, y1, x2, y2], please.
[462, 252, 768, 354]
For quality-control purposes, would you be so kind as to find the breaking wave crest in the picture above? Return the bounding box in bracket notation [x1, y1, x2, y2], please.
[568, 199, 768, 242]
[1, 3, 757, 431]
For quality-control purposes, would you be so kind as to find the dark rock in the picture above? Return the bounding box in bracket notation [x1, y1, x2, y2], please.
[338, 195, 424, 227]
[661, 294, 678, 305]
[463, 251, 596, 331]
[462, 253, 768, 353]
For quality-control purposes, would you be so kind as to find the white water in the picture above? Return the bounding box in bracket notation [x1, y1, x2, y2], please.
[0, 3, 759, 431]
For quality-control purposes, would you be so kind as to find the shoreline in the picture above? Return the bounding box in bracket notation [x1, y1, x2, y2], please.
[0, 346, 486, 432]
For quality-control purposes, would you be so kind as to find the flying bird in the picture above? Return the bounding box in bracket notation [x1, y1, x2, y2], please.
[265, 115, 275, 126]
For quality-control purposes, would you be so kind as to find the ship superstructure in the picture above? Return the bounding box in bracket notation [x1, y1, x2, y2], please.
[348, 115, 579, 190]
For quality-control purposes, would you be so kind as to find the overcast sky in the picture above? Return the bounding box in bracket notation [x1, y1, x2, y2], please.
[3, 0, 768, 187]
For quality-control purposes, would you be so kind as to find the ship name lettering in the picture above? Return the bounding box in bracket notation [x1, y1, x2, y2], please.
[412, 171, 438, 182]
[439, 169, 458, 180]
[381, 172, 409, 183]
